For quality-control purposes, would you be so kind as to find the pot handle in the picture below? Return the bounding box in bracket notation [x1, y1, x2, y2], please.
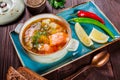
[14, 23, 23, 34]
[67, 38, 79, 51]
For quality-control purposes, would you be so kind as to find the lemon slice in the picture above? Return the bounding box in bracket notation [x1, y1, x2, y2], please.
[89, 28, 109, 43]
[75, 23, 93, 47]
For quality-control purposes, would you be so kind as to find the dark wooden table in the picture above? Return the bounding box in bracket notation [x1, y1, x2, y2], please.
[1, 0, 120, 80]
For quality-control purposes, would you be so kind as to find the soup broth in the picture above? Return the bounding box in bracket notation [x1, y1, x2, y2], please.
[22, 18, 69, 54]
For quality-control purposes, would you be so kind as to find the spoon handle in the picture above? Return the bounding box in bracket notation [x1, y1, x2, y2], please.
[64, 65, 92, 80]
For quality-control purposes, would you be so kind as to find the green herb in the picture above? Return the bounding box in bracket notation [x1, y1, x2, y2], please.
[31, 30, 48, 47]
[68, 17, 115, 39]
[48, 0, 65, 9]
[32, 31, 40, 46]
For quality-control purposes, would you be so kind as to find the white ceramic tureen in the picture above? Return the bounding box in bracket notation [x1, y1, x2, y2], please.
[0, 0, 25, 25]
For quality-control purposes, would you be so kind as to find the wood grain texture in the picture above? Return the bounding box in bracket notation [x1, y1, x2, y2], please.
[0, 0, 120, 80]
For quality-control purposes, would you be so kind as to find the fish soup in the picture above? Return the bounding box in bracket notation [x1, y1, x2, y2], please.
[22, 18, 69, 54]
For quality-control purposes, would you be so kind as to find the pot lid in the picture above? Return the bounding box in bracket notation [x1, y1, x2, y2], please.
[0, 0, 25, 25]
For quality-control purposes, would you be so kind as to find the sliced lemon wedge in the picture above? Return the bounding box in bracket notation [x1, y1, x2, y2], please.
[75, 23, 93, 47]
[89, 28, 109, 43]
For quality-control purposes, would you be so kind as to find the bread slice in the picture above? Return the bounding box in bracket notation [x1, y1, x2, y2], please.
[17, 67, 47, 80]
[7, 66, 27, 80]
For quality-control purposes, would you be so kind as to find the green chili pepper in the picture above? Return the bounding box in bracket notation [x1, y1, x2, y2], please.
[68, 17, 115, 39]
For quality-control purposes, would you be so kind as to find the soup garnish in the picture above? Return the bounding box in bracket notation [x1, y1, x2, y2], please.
[23, 18, 69, 54]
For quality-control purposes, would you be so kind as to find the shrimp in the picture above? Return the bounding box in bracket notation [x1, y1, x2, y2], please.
[38, 44, 58, 54]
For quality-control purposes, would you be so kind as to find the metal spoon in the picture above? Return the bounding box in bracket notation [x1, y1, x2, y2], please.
[64, 51, 110, 80]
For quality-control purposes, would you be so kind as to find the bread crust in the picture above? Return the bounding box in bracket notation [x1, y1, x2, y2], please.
[17, 67, 47, 80]
[7, 66, 27, 80]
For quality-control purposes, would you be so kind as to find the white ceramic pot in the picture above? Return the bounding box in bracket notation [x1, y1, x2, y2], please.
[15, 14, 79, 63]
[0, 0, 25, 25]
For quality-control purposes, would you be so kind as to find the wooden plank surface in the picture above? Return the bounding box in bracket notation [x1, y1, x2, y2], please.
[1, 0, 120, 80]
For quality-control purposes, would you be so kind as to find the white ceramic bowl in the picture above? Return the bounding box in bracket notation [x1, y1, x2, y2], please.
[15, 14, 79, 63]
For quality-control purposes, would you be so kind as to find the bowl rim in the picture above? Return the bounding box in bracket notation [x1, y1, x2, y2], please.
[19, 13, 72, 56]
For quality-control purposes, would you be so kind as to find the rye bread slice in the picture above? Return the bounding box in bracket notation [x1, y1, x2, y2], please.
[17, 67, 47, 80]
[7, 66, 27, 80]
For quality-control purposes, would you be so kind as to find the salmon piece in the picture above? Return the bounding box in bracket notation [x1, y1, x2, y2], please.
[49, 32, 69, 46]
